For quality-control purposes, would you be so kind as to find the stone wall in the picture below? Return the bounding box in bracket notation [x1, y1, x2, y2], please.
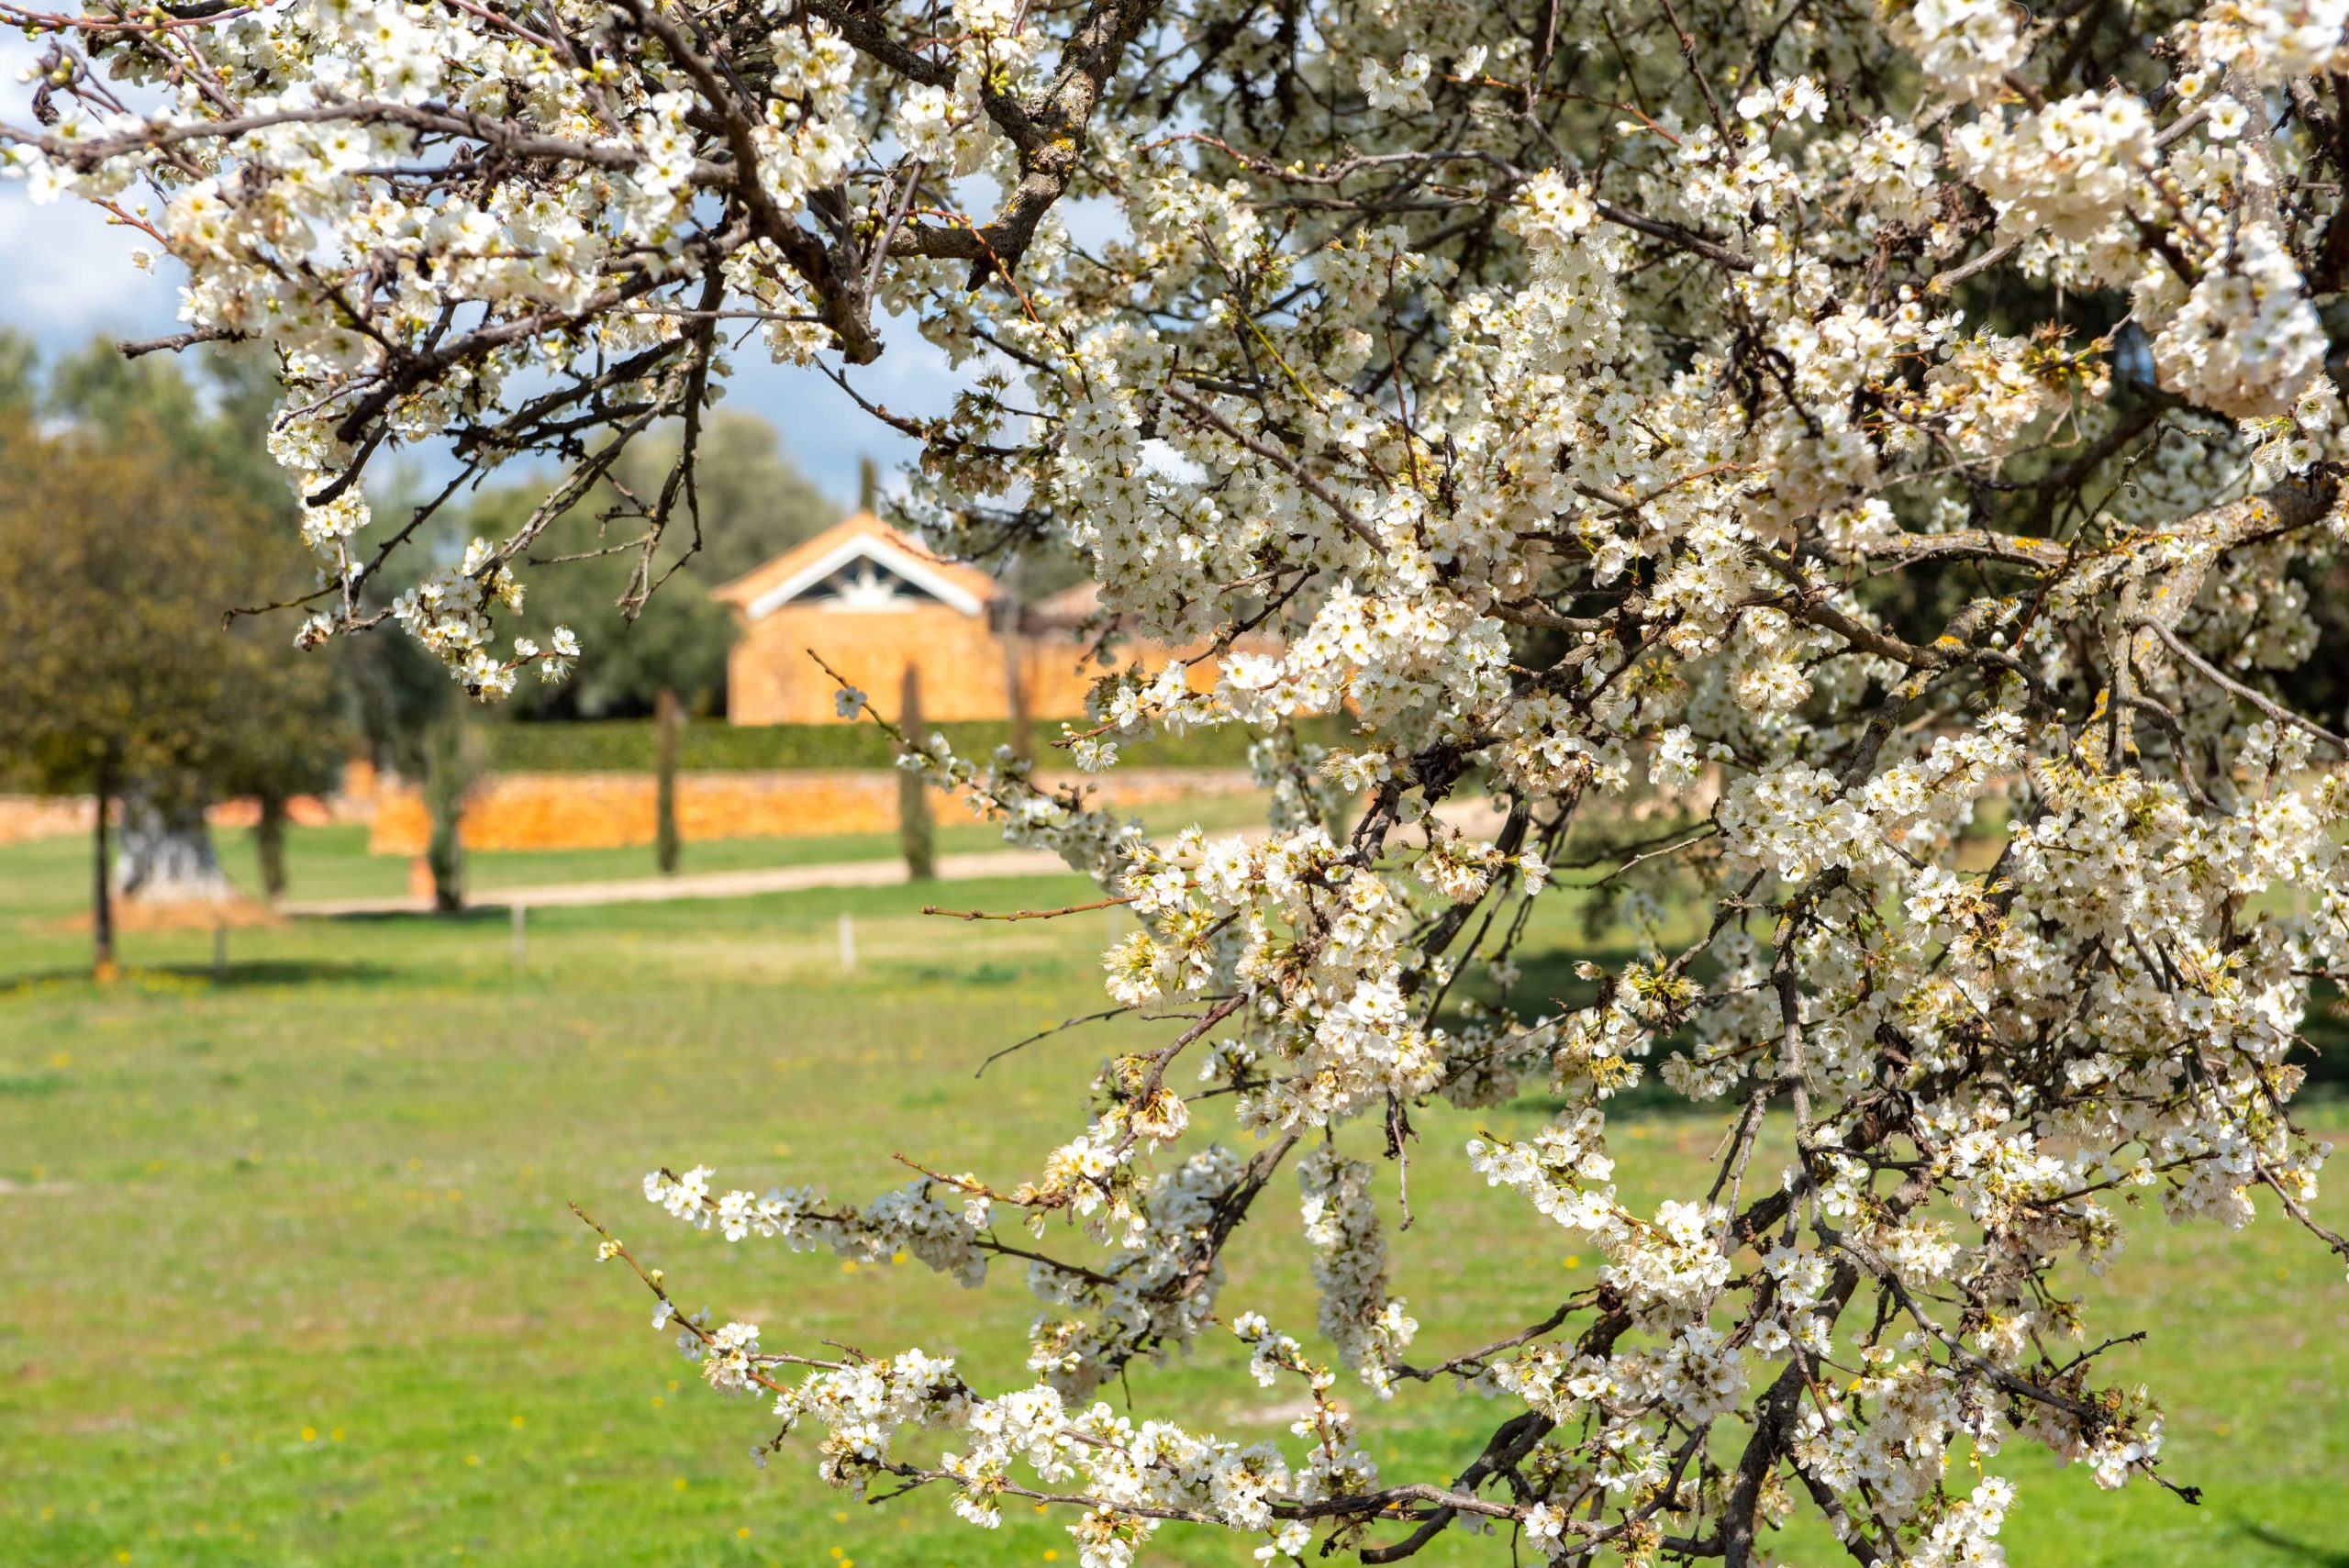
[0, 790, 362, 846]
[0, 795, 97, 845]
[367, 767, 1262, 855]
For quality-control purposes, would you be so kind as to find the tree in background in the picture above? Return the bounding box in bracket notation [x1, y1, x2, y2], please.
[0, 391, 331, 969]
[64, 344, 246, 905]
[420, 715, 484, 914]
[214, 699, 349, 905]
[0, 410, 197, 971]
[23, 1, 2349, 1558]
[28, 338, 344, 907]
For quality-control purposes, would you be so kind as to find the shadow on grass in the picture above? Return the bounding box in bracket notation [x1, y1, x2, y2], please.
[0, 958, 401, 992]
[317, 906, 510, 926]
[2222, 1520, 2349, 1568]
[157, 959, 406, 987]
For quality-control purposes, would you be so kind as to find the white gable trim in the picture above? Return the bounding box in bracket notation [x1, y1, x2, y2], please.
[741, 534, 989, 621]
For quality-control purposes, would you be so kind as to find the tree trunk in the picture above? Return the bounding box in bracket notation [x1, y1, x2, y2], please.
[117, 786, 234, 904]
[654, 686, 681, 876]
[255, 793, 289, 903]
[898, 664, 936, 883]
[92, 764, 116, 981]
[424, 717, 479, 914]
[426, 804, 464, 913]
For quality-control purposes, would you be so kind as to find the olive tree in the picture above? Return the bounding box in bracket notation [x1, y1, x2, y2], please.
[0, 402, 332, 963]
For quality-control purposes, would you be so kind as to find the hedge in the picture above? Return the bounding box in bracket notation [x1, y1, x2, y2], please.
[483, 717, 1350, 773]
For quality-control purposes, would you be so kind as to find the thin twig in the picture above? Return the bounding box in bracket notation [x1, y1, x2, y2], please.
[923, 895, 1136, 921]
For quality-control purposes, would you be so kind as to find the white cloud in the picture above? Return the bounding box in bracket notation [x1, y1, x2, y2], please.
[0, 187, 183, 350]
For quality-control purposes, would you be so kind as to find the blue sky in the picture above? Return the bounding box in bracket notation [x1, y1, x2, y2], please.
[0, 182, 936, 508]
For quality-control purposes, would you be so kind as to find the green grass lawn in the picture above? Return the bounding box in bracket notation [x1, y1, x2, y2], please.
[1, 838, 2344, 1567]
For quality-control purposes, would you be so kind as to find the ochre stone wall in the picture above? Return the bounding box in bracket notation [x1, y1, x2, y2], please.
[726, 602, 1231, 727]
[367, 768, 1262, 855]
[0, 790, 362, 846]
[0, 796, 98, 845]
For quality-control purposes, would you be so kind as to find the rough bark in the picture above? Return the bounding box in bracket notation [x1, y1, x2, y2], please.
[116, 786, 234, 904]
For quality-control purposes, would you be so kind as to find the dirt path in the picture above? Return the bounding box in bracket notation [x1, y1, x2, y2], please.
[280, 798, 1516, 917]
[279, 848, 1075, 917]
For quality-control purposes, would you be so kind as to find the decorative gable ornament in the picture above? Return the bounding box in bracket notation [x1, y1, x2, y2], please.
[798, 553, 946, 611]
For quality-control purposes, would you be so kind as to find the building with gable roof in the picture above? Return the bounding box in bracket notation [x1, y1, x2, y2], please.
[711, 509, 1203, 726]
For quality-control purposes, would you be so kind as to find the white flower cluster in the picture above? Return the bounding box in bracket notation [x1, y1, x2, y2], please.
[1466, 1109, 1620, 1236]
[1894, 0, 2029, 100]
[1021, 1144, 1255, 1399]
[375, 539, 577, 698]
[1958, 92, 2154, 245]
[2142, 221, 2328, 418]
[643, 1166, 988, 1285]
[1295, 1147, 1417, 1396]
[1717, 763, 1876, 884]
[749, 1326, 1385, 1568]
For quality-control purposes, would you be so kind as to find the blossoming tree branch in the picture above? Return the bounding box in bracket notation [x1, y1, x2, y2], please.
[11, 0, 2349, 1557]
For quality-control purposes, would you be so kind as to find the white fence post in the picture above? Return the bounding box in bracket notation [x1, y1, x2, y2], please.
[839, 911, 857, 973]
